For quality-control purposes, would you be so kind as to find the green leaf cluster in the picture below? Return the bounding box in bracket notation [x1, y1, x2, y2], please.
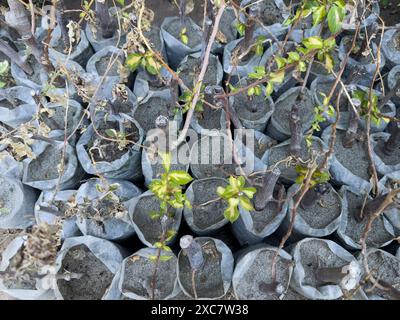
[180, 27, 189, 45]
[179, 87, 205, 114]
[217, 176, 257, 223]
[283, 0, 346, 34]
[247, 66, 285, 97]
[95, 182, 120, 203]
[104, 128, 130, 149]
[126, 52, 161, 75]
[295, 165, 330, 188]
[352, 89, 388, 126]
[255, 36, 266, 57]
[149, 152, 193, 212]
[235, 22, 246, 37]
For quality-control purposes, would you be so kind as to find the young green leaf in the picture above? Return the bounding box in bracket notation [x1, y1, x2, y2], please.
[265, 82, 274, 97]
[109, 183, 120, 192]
[287, 51, 300, 63]
[181, 34, 189, 45]
[145, 56, 160, 75]
[327, 5, 342, 34]
[180, 27, 189, 45]
[312, 5, 326, 26]
[229, 176, 239, 189]
[247, 87, 255, 96]
[159, 255, 173, 262]
[249, 66, 267, 80]
[325, 53, 334, 72]
[239, 196, 254, 211]
[241, 187, 257, 198]
[237, 176, 245, 188]
[269, 70, 285, 84]
[162, 245, 172, 252]
[0, 61, 9, 74]
[165, 230, 177, 242]
[323, 37, 336, 50]
[255, 43, 264, 56]
[126, 53, 143, 72]
[235, 22, 246, 37]
[254, 85, 262, 96]
[275, 56, 286, 69]
[217, 186, 226, 197]
[105, 129, 118, 138]
[224, 198, 240, 222]
[218, 185, 237, 199]
[302, 36, 324, 50]
[159, 152, 172, 172]
[154, 242, 163, 249]
[168, 171, 193, 185]
[149, 211, 161, 220]
[95, 184, 105, 193]
[297, 61, 307, 72]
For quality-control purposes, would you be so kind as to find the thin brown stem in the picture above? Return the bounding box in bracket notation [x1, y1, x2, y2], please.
[173, 1, 226, 150]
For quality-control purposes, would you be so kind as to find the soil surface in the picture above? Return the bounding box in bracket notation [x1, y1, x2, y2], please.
[298, 239, 348, 288]
[26, 144, 67, 181]
[178, 54, 219, 90]
[364, 250, 400, 300]
[131, 194, 179, 245]
[57, 244, 114, 300]
[268, 138, 325, 181]
[178, 238, 225, 298]
[246, 185, 284, 233]
[122, 252, 177, 299]
[134, 96, 174, 133]
[190, 135, 238, 179]
[232, 90, 273, 122]
[235, 248, 292, 300]
[343, 191, 394, 247]
[386, 29, 400, 53]
[191, 178, 228, 231]
[333, 130, 371, 182]
[272, 88, 314, 134]
[196, 104, 224, 130]
[380, 0, 400, 26]
[41, 104, 77, 132]
[0, 176, 16, 218]
[258, 0, 285, 26]
[95, 53, 123, 77]
[297, 185, 342, 229]
[88, 119, 139, 163]
[164, 18, 203, 49]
